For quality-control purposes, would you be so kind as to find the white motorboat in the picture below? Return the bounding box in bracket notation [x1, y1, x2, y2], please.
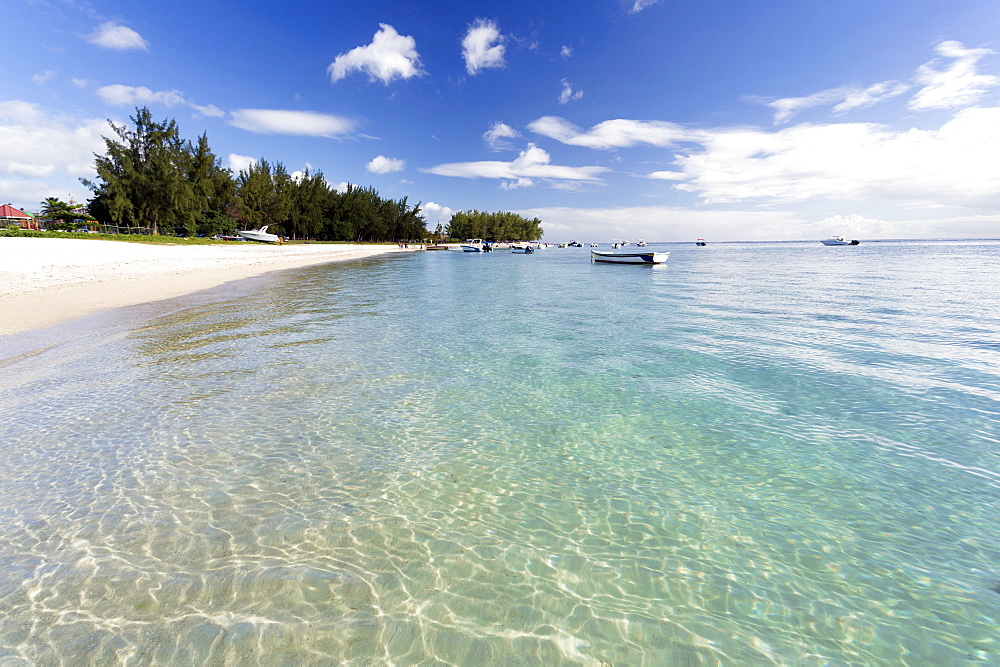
[696, 238, 707, 246]
[636, 239, 647, 247]
[237, 225, 280, 243]
[460, 239, 485, 252]
[821, 236, 860, 246]
[591, 250, 669, 264]
[589, 242, 599, 247]
[510, 244, 534, 254]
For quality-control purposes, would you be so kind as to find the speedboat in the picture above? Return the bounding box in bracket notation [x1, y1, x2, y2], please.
[589, 242, 599, 247]
[591, 250, 669, 264]
[460, 239, 485, 252]
[821, 236, 860, 246]
[237, 225, 280, 243]
[696, 238, 707, 246]
[636, 239, 647, 247]
[511, 244, 534, 254]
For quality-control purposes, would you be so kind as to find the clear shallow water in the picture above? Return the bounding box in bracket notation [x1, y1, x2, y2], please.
[1, 240, 998, 664]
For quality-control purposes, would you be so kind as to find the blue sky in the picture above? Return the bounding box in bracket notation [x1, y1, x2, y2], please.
[2, 0, 999, 241]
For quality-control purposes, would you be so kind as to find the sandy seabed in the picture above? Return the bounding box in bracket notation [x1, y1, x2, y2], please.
[0, 237, 408, 336]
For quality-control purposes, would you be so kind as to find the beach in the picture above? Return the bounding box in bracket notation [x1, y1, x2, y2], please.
[0, 237, 408, 336]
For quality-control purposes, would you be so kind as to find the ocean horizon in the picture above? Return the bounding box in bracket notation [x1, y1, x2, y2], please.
[1, 239, 998, 663]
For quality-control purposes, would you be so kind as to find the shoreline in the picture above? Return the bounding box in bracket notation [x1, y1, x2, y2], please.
[0, 237, 410, 337]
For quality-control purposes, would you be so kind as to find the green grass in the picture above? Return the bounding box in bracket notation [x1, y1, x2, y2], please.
[0, 229, 398, 246]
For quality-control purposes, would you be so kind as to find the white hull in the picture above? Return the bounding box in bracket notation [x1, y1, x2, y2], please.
[821, 236, 859, 246]
[238, 225, 280, 243]
[591, 250, 669, 264]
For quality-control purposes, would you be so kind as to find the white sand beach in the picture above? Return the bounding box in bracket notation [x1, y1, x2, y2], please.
[0, 237, 409, 336]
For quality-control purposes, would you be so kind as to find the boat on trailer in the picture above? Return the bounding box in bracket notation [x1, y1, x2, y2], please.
[591, 250, 669, 264]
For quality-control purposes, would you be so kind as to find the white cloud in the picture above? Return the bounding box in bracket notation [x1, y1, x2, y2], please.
[528, 116, 696, 149]
[483, 121, 520, 150]
[228, 154, 257, 174]
[33, 71, 55, 85]
[87, 22, 148, 51]
[422, 201, 454, 226]
[423, 142, 609, 189]
[97, 84, 186, 107]
[909, 40, 999, 110]
[769, 82, 909, 123]
[328, 24, 424, 84]
[560, 45, 573, 59]
[630, 0, 663, 13]
[0, 101, 107, 208]
[95, 85, 224, 118]
[229, 109, 357, 137]
[366, 155, 405, 174]
[558, 79, 584, 104]
[833, 82, 911, 114]
[648, 170, 688, 181]
[462, 19, 505, 75]
[672, 106, 1000, 208]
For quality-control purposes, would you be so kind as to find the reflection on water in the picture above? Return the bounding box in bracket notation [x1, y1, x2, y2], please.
[1, 243, 998, 663]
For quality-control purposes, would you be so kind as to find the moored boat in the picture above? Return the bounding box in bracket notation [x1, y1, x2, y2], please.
[821, 236, 860, 246]
[460, 239, 485, 252]
[591, 250, 669, 264]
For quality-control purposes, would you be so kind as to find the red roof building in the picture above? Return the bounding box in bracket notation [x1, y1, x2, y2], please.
[0, 204, 38, 229]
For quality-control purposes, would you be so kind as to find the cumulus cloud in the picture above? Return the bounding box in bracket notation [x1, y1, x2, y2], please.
[422, 201, 455, 226]
[528, 116, 696, 149]
[423, 143, 608, 189]
[366, 155, 405, 174]
[228, 154, 257, 174]
[462, 19, 505, 75]
[328, 24, 424, 84]
[909, 40, 999, 110]
[229, 109, 357, 137]
[483, 121, 520, 150]
[96, 84, 224, 118]
[672, 106, 1000, 208]
[0, 101, 107, 206]
[558, 79, 584, 104]
[87, 22, 148, 51]
[560, 45, 573, 59]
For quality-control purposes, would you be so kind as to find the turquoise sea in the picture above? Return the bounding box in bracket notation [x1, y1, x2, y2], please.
[1, 240, 998, 664]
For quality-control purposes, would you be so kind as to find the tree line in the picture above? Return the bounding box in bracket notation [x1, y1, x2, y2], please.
[81, 107, 542, 242]
[444, 209, 543, 242]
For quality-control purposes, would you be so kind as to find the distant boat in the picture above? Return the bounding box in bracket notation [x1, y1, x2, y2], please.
[696, 238, 707, 246]
[636, 239, 648, 247]
[460, 239, 485, 252]
[511, 244, 534, 254]
[237, 226, 280, 243]
[591, 250, 669, 264]
[589, 242, 599, 247]
[821, 236, 860, 246]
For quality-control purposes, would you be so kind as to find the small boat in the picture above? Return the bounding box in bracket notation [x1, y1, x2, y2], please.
[821, 236, 860, 246]
[589, 242, 599, 247]
[461, 239, 485, 252]
[636, 239, 647, 247]
[591, 250, 669, 264]
[237, 225, 280, 243]
[568, 240, 583, 247]
[696, 238, 707, 246]
[511, 244, 534, 254]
